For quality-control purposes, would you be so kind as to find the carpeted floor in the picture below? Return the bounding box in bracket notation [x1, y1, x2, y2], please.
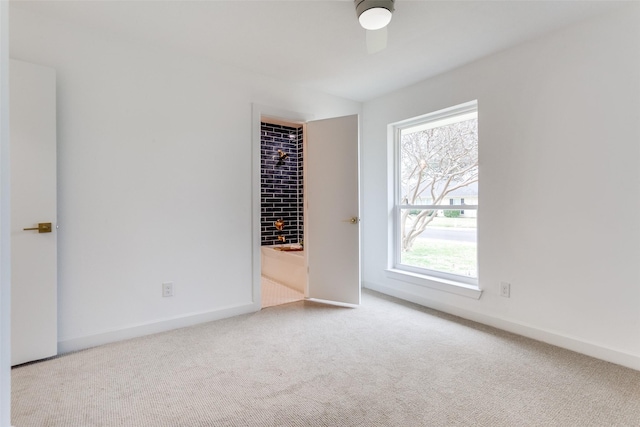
[11, 290, 640, 426]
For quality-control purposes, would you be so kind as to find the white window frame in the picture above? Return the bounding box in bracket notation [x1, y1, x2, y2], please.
[386, 101, 482, 299]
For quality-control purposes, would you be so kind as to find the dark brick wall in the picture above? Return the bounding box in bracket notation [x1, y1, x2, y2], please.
[261, 122, 303, 246]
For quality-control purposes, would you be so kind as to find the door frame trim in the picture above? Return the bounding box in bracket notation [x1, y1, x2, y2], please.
[0, 2, 11, 424]
[251, 104, 314, 310]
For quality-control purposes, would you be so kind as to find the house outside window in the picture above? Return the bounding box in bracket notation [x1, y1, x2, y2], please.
[392, 101, 478, 286]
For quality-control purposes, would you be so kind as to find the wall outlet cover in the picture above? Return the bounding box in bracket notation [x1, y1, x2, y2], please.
[500, 282, 510, 298]
[162, 282, 174, 297]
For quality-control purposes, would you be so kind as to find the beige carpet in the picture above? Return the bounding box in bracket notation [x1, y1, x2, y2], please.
[11, 290, 640, 426]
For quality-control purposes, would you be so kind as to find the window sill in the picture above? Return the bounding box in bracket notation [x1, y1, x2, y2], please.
[385, 269, 482, 300]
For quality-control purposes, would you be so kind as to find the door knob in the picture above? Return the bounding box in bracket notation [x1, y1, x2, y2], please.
[23, 222, 52, 233]
[349, 217, 360, 224]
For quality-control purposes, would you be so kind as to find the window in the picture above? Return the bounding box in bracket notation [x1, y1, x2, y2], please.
[391, 101, 478, 287]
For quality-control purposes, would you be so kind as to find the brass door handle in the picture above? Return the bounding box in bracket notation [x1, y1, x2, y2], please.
[341, 217, 360, 224]
[23, 222, 52, 233]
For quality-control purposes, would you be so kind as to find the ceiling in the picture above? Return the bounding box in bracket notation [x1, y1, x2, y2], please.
[11, 0, 626, 102]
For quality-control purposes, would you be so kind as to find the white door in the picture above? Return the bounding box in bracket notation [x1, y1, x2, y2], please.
[305, 115, 360, 305]
[10, 59, 57, 366]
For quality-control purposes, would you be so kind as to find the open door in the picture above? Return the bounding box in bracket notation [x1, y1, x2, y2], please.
[10, 59, 57, 365]
[305, 115, 360, 305]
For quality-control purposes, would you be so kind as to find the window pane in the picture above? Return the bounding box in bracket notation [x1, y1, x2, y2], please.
[400, 209, 477, 279]
[399, 114, 477, 206]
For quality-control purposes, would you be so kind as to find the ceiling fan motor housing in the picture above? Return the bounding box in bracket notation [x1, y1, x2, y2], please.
[355, 0, 395, 18]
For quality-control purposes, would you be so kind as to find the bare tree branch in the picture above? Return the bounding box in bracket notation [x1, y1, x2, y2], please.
[400, 117, 478, 251]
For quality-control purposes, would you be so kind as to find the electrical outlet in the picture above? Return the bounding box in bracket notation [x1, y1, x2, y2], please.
[500, 282, 511, 298]
[162, 282, 174, 297]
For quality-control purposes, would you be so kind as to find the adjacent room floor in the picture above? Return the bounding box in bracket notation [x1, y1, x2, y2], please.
[261, 275, 304, 308]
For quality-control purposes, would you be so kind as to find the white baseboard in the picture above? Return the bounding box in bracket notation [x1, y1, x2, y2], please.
[58, 302, 258, 354]
[364, 281, 640, 371]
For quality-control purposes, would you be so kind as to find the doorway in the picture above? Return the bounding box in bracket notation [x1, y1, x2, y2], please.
[251, 104, 361, 311]
[259, 119, 305, 308]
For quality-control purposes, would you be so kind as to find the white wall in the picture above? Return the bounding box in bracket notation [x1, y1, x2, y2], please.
[9, 6, 360, 352]
[362, 5, 640, 370]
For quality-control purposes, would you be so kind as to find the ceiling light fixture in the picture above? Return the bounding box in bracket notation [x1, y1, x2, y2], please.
[355, 0, 395, 31]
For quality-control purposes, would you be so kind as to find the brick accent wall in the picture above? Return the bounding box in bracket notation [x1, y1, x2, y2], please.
[261, 122, 303, 246]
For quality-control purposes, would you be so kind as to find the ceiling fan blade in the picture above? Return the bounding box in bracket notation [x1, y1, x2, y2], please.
[366, 26, 388, 54]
